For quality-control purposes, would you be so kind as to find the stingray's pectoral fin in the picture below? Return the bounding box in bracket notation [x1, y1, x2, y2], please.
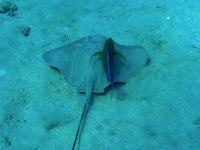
[114, 53, 127, 61]
[90, 52, 103, 61]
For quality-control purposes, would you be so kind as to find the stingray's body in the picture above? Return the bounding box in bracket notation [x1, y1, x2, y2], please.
[42, 35, 148, 150]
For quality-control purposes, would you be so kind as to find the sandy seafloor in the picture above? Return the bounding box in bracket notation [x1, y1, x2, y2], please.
[0, 0, 200, 149]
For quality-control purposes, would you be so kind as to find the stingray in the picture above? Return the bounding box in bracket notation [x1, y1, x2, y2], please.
[42, 35, 148, 150]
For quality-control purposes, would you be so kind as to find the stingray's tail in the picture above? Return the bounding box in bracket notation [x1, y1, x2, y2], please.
[72, 74, 94, 150]
[72, 101, 87, 150]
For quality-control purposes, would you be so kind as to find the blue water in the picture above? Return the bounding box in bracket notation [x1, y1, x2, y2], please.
[0, 0, 200, 149]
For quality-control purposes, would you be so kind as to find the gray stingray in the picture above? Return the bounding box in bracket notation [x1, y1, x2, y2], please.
[42, 35, 148, 150]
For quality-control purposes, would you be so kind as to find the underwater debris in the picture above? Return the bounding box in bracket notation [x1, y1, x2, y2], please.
[193, 118, 200, 125]
[21, 26, 30, 37]
[0, 2, 17, 16]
